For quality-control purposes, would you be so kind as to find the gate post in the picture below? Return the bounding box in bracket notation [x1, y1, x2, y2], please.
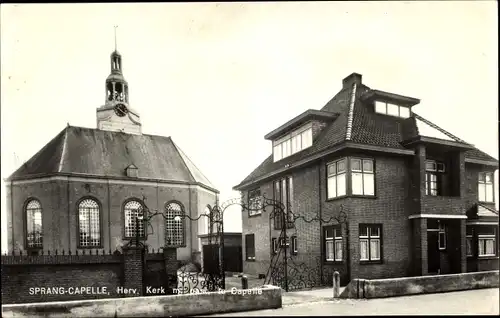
[122, 246, 144, 297]
[163, 247, 178, 293]
[333, 271, 340, 298]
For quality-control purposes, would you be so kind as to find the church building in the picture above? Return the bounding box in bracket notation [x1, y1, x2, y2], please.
[4, 45, 219, 264]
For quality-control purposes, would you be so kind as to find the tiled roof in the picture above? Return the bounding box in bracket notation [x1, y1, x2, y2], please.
[7, 125, 217, 192]
[234, 73, 498, 190]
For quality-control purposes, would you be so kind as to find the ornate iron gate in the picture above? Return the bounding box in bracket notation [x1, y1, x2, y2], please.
[243, 196, 348, 292]
[124, 197, 227, 294]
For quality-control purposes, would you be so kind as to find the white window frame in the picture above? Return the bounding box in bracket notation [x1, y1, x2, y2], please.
[78, 198, 101, 248]
[478, 172, 494, 203]
[350, 158, 375, 196]
[359, 225, 382, 262]
[438, 223, 446, 250]
[272, 123, 313, 162]
[466, 234, 473, 257]
[291, 236, 298, 255]
[374, 101, 411, 118]
[478, 235, 496, 257]
[271, 237, 278, 255]
[327, 158, 347, 199]
[325, 226, 343, 262]
[248, 188, 263, 216]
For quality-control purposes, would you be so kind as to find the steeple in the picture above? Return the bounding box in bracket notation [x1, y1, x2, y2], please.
[106, 26, 128, 107]
[96, 26, 142, 135]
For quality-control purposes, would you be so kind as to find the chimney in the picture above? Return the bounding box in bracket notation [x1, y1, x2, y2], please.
[342, 73, 362, 89]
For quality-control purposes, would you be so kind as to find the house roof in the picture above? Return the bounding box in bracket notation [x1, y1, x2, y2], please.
[234, 73, 498, 190]
[6, 125, 218, 192]
[477, 204, 499, 218]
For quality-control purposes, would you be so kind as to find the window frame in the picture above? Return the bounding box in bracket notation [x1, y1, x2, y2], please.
[350, 157, 375, 196]
[24, 198, 43, 250]
[164, 200, 187, 247]
[123, 198, 146, 240]
[291, 236, 298, 255]
[324, 225, 343, 263]
[245, 234, 256, 261]
[477, 226, 497, 258]
[466, 227, 474, 257]
[76, 197, 103, 249]
[273, 176, 294, 230]
[271, 237, 278, 255]
[478, 172, 495, 203]
[272, 123, 313, 162]
[248, 188, 263, 217]
[374, 101, 411, 118]
[327, 158, 347, 199]
[438, 223, 446, 251]
[359, 224, 383, 264]
[425, 160, 445, 196]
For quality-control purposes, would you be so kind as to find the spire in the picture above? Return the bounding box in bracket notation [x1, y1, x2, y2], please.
[114, 25, 118, 52]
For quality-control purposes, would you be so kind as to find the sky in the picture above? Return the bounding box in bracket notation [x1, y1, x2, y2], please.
[1, 2, 498, 253]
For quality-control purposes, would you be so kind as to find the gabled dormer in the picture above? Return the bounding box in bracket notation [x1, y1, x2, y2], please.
[361, 89, 420, 119]
[265, 110, 338, 162]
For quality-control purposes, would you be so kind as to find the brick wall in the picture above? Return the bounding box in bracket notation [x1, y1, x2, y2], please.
[6, 178, 217, 263]
[1, 247, 177, 304]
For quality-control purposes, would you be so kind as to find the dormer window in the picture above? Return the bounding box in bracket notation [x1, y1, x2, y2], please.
[273, 123, 313, 162]
[374, 101, 410, 118]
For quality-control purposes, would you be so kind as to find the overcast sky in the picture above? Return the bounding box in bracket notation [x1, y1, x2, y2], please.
[1, 2, 498, 252]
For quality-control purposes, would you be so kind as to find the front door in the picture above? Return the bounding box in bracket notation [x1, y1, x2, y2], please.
[427, 231, 440, 274]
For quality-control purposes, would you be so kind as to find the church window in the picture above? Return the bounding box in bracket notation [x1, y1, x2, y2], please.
[25, 199, 43, 249]
[78, 198, 101, 247]
[165, 201, 185, 246]
[124, 200, 145, 238]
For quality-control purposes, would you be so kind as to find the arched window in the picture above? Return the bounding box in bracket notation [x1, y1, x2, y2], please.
[78, 198, 101, 247]
[124, 200, 145, 238]
[26, 199, 43, 248]
[165, 202, 185, 246]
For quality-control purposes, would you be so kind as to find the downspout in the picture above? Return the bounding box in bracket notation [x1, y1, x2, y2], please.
[10, 180, 14, 252]
[67, 179, 70, 250]
[318, 163, 323, 285]
[108, 180, 111, 251]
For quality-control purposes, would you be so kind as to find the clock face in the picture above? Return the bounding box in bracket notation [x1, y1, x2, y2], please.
[114, 103, 128, 117]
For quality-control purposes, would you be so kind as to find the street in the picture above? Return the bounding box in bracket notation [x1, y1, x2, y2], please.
[203, 288, 499, 316]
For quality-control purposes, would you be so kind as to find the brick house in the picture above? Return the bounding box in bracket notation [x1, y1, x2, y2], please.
[4, 48, 219, 266]
[233, 73, 499, 285]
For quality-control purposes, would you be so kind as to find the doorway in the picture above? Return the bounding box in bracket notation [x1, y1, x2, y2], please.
[427, 230, 440, 274]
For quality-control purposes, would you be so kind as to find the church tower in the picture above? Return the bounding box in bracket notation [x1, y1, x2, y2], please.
[96, 27, 142, 134]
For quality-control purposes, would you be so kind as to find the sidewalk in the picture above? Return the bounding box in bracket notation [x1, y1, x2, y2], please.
[282, 287, 345, 306]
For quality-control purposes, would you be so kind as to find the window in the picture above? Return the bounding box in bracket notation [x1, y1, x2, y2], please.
[327, 158, 347, 198]
[438, 223, 446, 250]
[124, 200, 145, 239]
[165, 202, 185, 246]
[324, 226, 343, 262]
[374, 101, 410, 118]
[466, 227, 474, 257]
[248, 188, 262, 216]
[425, 160, 445, 196]
[359, 224, 382, 262]
[78, 198, 101, 247]
[478, 172, 494, 203]
[273, 124, 313, 162]
[273, 176, 294, 230]
[25, 199, 43, 249]
[271, 238, 278, 255]
[245, 234, 255, 260]
[291, 236, 298, 255]
[351, 158, 375, 196]
[477, 226, 497, 257]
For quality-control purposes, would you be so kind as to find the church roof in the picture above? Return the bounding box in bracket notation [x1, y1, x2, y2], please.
[6, 125, 218, 193]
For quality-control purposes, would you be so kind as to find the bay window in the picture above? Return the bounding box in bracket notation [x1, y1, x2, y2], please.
[327, 159, 347, 198]
[478, 172, 494, 203]
[327, 157, 375, 198]
[425, 160, 445, 196]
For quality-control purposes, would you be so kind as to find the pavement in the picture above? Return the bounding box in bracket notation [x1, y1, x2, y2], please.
[201, 288, 499, 316]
